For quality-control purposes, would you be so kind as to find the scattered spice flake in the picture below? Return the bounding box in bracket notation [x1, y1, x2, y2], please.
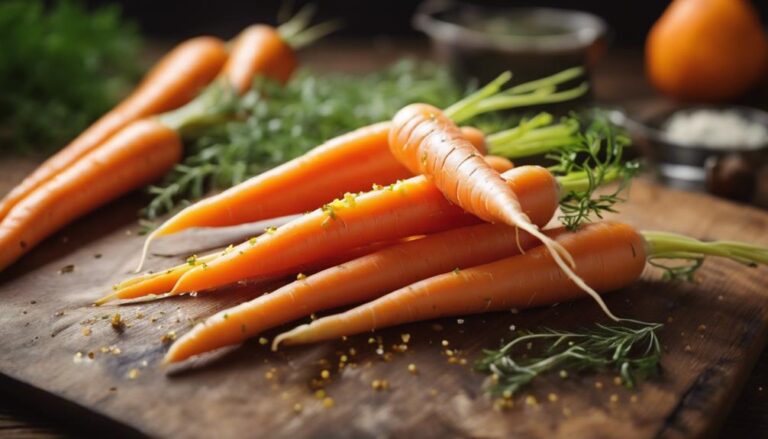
[456, 319, 464, 325]
[265, 226, 277, 234]
[248, 237, 258, 245]
[109, 387, 117, 392]
[349, 348, 357, 356]
[613, 376, 623, 386]
[110, 313, 125, 331]
[525, 395, 538, 406]
[452, 267, 461, 275]
[314, 389, 326, 399]
[368, 337, 376, 344]
[697, 324, 707, 332]
[548, 393, 559, 403]
[630, 395, 638, 403]
[441, 339, 450, 347]
[559, 370, 569, 379]
[684, 344, 693, 352]
[322, 397, 334, 408]
[59, 264, 75, 274]
[562, 407, 572, 417]
[81, 327, 92, 336]
[310, 313, 317, 321]
[371, 379, 389, 391]
[186, 255, 198, 266]
[320, 370, 330, 379]
[494, 398, 514, 410]
[609, 394, 619, 403]
[54, 311, 65, 317]
[594, 381, 604, 390]
[265, 369, 276, 380]
[408, 364, 418, 374]
[94, 253, 102, 259]
[30, 300, 37, 305]
[87, 351, 95, 359]
[400, 333, 411, 343]
[127, 368, 140, 379]
[293, 403, 303, 413]
[161, 331, 177, 344]
[259, 337, 269, 345]
[296, 273, 307, 280]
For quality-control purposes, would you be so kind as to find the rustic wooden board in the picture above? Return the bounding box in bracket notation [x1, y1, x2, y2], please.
[1, 179, 767, 439]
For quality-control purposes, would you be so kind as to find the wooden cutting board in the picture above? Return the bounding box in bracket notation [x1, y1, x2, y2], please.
[1, 178, 767, 439]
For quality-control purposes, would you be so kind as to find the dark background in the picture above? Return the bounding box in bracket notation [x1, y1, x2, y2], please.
[84, 0, 768, 47]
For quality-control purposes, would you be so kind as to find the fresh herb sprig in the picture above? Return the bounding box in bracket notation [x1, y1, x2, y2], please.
[552, 112, 639, 230]
[0, 0, 142, 154]
[476, 321, 663, 398]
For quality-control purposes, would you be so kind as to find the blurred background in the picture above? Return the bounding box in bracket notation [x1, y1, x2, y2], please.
[83, 0, 768, 47]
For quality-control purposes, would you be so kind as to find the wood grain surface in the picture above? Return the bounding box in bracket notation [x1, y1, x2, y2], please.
[1, 177, 767, 438]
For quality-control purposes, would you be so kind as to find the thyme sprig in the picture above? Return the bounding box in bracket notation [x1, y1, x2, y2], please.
[476, 321, 663, 397]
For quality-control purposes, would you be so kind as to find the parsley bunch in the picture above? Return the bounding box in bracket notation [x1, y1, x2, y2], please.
[0, 0, 142, 154]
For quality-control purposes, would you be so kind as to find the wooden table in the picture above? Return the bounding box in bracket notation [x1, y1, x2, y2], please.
[1, 42, 767, 438]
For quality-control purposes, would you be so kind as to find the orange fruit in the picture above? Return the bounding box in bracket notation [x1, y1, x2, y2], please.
[646, 0, 768, 101]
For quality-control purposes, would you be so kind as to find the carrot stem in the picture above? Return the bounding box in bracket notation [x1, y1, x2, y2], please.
[643, 231, 768, 266]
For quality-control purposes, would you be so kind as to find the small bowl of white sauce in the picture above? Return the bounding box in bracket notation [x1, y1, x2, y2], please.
[618, 106, 768, 202]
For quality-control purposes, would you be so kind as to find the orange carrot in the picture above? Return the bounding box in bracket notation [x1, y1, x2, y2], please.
[223, 25, 297, 93]
[169, 163, 555, 295]
[142, 124, 487, 239]
[389, 103, 616, 319]
[0, 37, 227, 222]
[164, 222, 542, 363]
[274, 222, 646, 347]
[0, 120, 181, 270]
[98, 237, 402, 304]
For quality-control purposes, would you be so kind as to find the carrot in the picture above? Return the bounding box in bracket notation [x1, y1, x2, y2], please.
[164, 222, 542, 363]
[274, 222, 644, 346]
[140, 124, 487, 239]
[275, 220, 768, 347]
[223, 25, 297, 93]
[0, 120, 181, 271]
[0, 37, 227, 222]
[165, 162, 554, 296]
[98, 237, 401, 304]
[388, 103, 616, 320]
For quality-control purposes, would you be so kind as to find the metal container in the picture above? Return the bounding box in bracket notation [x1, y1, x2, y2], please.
[413, 0, 608, 84]
[611, 106, 768, 202]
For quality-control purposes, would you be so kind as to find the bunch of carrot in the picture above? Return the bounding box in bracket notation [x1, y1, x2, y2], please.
[0, 9, 334, 271]
[112, 77, 768, 366]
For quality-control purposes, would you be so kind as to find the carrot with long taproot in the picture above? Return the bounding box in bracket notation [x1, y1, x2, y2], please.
[0, 36, 228, 222]
[164, 222, 543, 363]
[135, 68, 587, 269]
[274, 221, 768, 347]
[388, 102, 616, 320]
[0, 120, 182, 270]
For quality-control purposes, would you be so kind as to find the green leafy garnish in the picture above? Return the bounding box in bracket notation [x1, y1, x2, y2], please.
[0, 0, 142, 154]
[476, 321, 663, 397]
[552, 112, 639, 230]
